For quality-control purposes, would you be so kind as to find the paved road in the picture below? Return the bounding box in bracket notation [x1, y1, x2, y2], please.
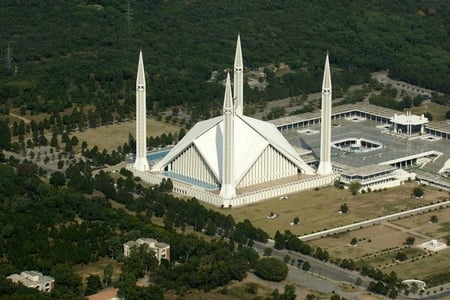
[253, 241, 373, 299]
[253, 241, 450, 300]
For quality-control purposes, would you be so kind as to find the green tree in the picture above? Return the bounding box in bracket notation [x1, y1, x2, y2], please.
[302, 261, 311, 271]
[430, 215, 438, 223]
[0, 119, 11, 150]
[340, 203, 349, 213]
[254, 257, 288, 282]
[395, 252, 407, 261]
[50, 171, 66, 186]
[349, 181, 361, 195]
[424, 112, 433, 121]
[85, 274, 102, 296]
[103, 264, 113, 287]
[50, 263, 83, 296]
[412, 186, 424, 198]
[405, 236, 415, 245]
[283, 284, 296, 300]
[263, 247, 272, 257]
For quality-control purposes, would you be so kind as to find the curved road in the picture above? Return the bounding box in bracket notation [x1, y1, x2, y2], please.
[253, 239, 450, 300]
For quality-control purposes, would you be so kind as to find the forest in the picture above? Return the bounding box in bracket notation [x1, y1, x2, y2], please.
[0, 1, 449, 298]
[0, 1, 449, 122]
[0, 160, 272, 299]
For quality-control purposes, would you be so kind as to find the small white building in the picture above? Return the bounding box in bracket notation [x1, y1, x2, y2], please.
[124, 238, 170, 263]
[338, 164, 414, 192]
[7, 271, 55, 292]
[391, 111, 428, 136]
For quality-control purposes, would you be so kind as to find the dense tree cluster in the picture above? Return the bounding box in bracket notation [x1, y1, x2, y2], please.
[1, 1, 449, 123]
[0, 155, 271, 297]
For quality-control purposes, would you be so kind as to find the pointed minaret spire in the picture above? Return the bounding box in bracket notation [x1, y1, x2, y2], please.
[220, 73, 236, 199]
[322, 52, 331, 91]
[134, 50, 150, 171]
[234, 34, 244, 115]
[317, 54, 333, 175]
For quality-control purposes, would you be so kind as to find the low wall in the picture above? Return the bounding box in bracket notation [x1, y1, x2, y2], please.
[127, 165, 337, 207]
[299, 200, 450, 241]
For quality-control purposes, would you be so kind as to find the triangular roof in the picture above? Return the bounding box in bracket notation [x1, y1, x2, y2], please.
[152, 114, 314, 184]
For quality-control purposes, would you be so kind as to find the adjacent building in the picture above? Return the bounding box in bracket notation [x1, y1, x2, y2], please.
[7, 271, 55, 293]
[123, 238, 170, 264]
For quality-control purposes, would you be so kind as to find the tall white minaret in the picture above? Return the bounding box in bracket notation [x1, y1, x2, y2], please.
[234, 34, 244, 116]
[317, 54, 333, 175]
[220, 73, 236, 199]
[134, 50, 150, 171]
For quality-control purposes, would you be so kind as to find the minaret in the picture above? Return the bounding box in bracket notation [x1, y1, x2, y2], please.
[234, 34, 244, 116]
[134, 50, 150, 171]
[220, 73, 236, 199]
[317, 54, 333, 175]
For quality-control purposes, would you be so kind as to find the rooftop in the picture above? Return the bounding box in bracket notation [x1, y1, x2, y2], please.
[281, 117, 450, 170]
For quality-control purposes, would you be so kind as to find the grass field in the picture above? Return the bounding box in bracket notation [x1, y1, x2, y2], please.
[410, 103, 448, 121]
[208, 183, 448, 238]
[206, 183, 449, 283]
[74, 118, 181, 152]
[73, 257, 122, 284]
[307, 208, 450, 282]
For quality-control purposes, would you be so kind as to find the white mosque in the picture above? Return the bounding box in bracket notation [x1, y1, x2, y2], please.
[129, 36, 337, 207]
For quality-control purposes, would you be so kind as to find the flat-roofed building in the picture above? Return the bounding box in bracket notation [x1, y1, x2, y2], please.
[7, 271, 55, 292]
[123, 238, 170, 263]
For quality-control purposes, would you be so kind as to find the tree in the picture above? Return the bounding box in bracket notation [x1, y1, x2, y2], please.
[254, 257, 288, 282]
[430, 215, 438, 223]
[283, 284, 296, 300]
[302, 261, 311, 271]
[263, 247, 272, 257]
[50, 263, 83, 296]
[340, 203, 349, 213]
[50, 171, 66, 186]
[446, 110, 450, 120]
[348, 181, 361, 195]
[103, 264, 113, 287]
[395, 252, 407, 261]
[0, 119, 11, 150]
[412, 186, 424, 198]
[293, 216, 300, 225]
[85, 274, 102, 296]
[405, 236, 415, 245]
[350, 237, 358, 246]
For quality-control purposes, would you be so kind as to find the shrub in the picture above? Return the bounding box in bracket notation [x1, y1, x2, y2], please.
[254, 257, 288, 282]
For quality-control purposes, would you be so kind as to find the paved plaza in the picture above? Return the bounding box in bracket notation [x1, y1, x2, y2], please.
[282, 117, 450, 169]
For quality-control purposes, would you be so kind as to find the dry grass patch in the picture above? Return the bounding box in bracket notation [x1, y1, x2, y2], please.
[309, 224, 416, 260]
[391, 208, 450, 239]
[410, 103, 448, 121]
[384, 248, 450, 280]
[207, 183, 446, 238]
[74, 118, 180, 152]
[73, 257, 122, 283]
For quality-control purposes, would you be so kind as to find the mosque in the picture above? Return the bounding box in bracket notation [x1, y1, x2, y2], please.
[129, 36, 336, 207]
[129, 36, 450, 207]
